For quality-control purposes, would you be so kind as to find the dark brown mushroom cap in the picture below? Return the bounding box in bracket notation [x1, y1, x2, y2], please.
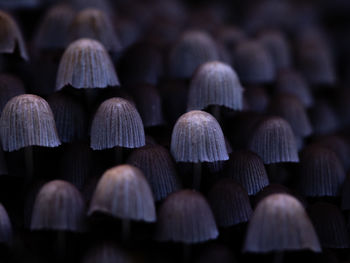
[244, 194, 321, 253]
[0, 73, 25, 114]
[34, 4, 75, 50]
[69, 8, 122, 53]
[30, 180, 85, 232]
[228, 150, 269, 195]
[208, 179, 252, 227]
[309, 202, 350, 248]
[248, 116, 299, 164]
[187, 61, 244, 111]
[234, 41, 275, 84]
[156, 189, 218, 244]
[56, 38, 119, 90]
[268, 94, 312, 138]
[88, 165, 156, 222]
[171, 110, 228, 163]
[168, 30, 219, 79]
[90, 97, 145, 150]
[0, 94, 61, 152]
[0, 203, 12, 245]
[127, 145, 181, 201]
[83, 243, 132, 263]
[0, 10, 28, 60]
[299, 145, 345, 197]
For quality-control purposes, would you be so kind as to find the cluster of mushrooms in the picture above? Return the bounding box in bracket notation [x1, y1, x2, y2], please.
[1, 0, 350, 262]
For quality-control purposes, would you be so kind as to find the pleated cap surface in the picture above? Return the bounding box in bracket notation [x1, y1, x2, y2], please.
[0, 203, 12, 245]
[30, 180, 85, 232]
[90, 97, 145, 150]
[156, 189, 218, 244]
[244, 194, 321, 253]
[249, 117, 299, 164]
[171, 110, 228, 163]
[187, 61, 244, 111]
[0, 94, 61, 152]
[88, 165, 156, 222]
[56, 38, 119, 90]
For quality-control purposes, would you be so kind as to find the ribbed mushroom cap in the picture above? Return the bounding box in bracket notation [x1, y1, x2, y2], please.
[127, 145, 181, 201]
[258, 30, 291, 70]
[83, 243, 132, 263]
[309, 100, 339, 135]
[56, 38, 119, 90]
[156, 189, 218, 244]
[69, 8, 121, 53]
[30, 180, 85, 232]
[171, 110, 228, 163]
[187, 61, 244, 111]
[244, 194, 321, 253]
[88, 165, 156, 222]
[34, 4, 75, 50]
[0, 94, 61, 152]
[208, 179, 252, 227]
[0, 10, 28, 60]
[228, 151, 269, 195]
[234, 41, 275, 84]
[309, 202, 349, 248]
[248, 116, 299, 164]
[47, 92, 87, 143]
[0, 73, 25, 113]
[299, 145, 345, 197]
[276, 70, 313, 108]
[0, 203, 12, 245]
[169, 30, 219, 79]
[90, 97, 145, 150]
[268, 94, 312, 138]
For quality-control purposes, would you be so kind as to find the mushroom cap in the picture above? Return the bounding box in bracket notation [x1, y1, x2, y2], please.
[0, 10, 28, 60]
[156, 189, 218, 244]
[187, 61, 244, 111]
[171, 110, 229, 163]
[30, 180, 85, 232]
[88, 165, 156, 222]
[249, 116, 299, 164]
[0, 203, 12, 245]
[90, 97, 145, 150]
[0, 94, 61, 152]
[243, 194, 321, 253]
[56, 38, 119, 90]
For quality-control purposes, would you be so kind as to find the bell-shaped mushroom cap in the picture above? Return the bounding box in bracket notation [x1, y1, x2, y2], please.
[187, 61, 244, 111]
[309, 202, 350, 248]
[253, 184, 291, 207]
[268, 94, 312, 138]
[156, 189, 218, 244]
[258, 30, 291, 70]
[243, 194, 321, 253]
[234, 41, 275, 84]
[90, 98, 145, 150]
[276, 70, 313, 108]
[228, 151, 269, 195]
[34, 4, 75, 50]
[298, 145, 345, 197]
[83, 243, 132, 263]
[248, 116, 299, 164]
[0, 73, 25, 113]
[0, 203, 12, 245]
[47, 92, 87, 143]
[69, 8, 121, 53]
[56, 38, 119, 90]
[171, 110, 228, 163]
[208, 179, 252, 227]
[88, 165, 156, 222]
[127, 145, 181, 201]
[309, 100, 339, 135]
[30, 180, 85, 232]
[0, 94, 61, 152]
[168, 30, 219, 79]
[0, 10, 28, 60]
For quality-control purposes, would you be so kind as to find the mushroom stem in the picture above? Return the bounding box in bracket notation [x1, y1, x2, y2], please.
[273, 252, 284, 263]
[193, 162, 202, 191]
[24, 146, 33, 183]
[115, 147, 123, 165]
[84, 89, 98, 108]
[211, 105, 221, 123]
[56, 231, 66, 262]
[122, 219, 130, 242]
